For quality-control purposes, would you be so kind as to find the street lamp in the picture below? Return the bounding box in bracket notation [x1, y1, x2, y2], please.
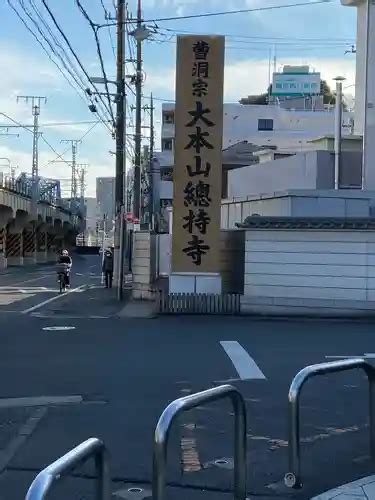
[90, 76, 118, 86]
[333, 76, 346, 190]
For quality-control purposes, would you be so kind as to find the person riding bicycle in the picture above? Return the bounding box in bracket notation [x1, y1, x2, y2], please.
[58, 249, 72, 287]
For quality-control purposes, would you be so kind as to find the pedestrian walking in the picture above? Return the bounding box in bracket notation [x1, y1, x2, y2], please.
[102, 249, 114, 288]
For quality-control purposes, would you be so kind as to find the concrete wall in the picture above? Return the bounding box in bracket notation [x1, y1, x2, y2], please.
[242, 228, 375, 316]
[132, 231, 156, 300]
[227, 150, 363, 199]
[221, 190, 373, 229]
[228, 152, 318, 198]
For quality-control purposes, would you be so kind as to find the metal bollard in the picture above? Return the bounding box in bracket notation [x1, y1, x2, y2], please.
[25, 438, 110, 500]
[152, 384, 247, 500]
[284, 358, 375, 489]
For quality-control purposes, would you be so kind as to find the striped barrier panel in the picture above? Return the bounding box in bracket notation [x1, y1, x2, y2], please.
[6, 232, 22, 257]
[37, 231, 46, 251]
[0, 227, 5, 257]
[47, 232, 55, 250]
[23, 229, 36, 256]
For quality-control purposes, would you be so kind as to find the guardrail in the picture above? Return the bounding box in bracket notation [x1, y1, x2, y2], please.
[25, 438, 110, 500]
[0, 176, 31, 198]
[284, 358, 375, 489]
[152, 384, 247, 500]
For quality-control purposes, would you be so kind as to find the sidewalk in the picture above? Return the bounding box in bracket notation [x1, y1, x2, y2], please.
[30, 282, 131, 319]
[313, 476, 375, 499]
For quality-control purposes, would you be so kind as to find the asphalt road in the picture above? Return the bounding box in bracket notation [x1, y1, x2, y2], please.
[0, 257, 375, 500]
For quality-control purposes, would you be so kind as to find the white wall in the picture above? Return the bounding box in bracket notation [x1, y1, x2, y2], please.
[242, 228, 375, 316]
[227, 153, 318, 198]
[221, 191, 372, 229]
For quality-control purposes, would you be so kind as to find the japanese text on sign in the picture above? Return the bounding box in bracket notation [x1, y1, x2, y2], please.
[172, 36, 225, 273]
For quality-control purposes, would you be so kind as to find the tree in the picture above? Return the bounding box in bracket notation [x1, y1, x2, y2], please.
[239, 85, 272, 105]
[321, 79, 336, 105]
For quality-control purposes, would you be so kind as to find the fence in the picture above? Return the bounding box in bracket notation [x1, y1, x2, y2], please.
[159, 292, 241, 315]
[152, 384, 247, 500]
[25, 438, 110, 500]
[284, 358, 375, 489]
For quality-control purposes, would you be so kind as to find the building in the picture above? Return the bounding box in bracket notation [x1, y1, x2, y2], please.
[154, 93, 354, 223]
[96, 177, 115, 231]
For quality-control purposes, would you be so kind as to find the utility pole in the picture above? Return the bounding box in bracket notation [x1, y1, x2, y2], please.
[144, 94, 154, 227]
[133, 0, 143, 220]
[76, 164, 88, 245]
[115, 0, 127, 300]
[61, 139, 81, 206]
[17, 96, 47, 203]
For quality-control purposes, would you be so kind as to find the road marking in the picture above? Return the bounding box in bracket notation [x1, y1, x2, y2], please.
[220, 341, 266, 380]
[326, 353, 375, 360]
[0, 395, 83, 409]
[11, 275, 50, 286]
[43, 326, 76, 331]
[21, 284, 88, 314]
[0, 407, 47, 473]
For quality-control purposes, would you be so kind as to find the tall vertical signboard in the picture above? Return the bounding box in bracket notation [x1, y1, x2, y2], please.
[172, 35, 225, 274]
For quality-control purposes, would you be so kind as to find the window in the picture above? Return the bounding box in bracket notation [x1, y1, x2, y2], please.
[258, 119, 274, 131]
[162, 138, 173, 151]
[163, 112, 175, 124]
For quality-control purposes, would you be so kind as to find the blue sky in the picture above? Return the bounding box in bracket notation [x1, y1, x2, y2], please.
[0, 0, 357, 196]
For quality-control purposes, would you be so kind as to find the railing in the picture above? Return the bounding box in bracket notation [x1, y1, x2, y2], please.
[152, 384, 247, 500]
[284, 358, 375, 489]
[25, 438, 110, 500]
[0, 175, 31, 198]
[0, 175, 78, 217]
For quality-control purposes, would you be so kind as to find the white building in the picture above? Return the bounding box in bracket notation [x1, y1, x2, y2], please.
[155, 99, 354, 210]
[96, 177, 115, 230]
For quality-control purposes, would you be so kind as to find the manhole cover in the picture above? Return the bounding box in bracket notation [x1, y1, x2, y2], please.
[42, 326, 76, 331]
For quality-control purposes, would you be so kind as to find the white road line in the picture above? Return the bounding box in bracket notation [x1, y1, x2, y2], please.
[21, 284, 88, 314]
[220, 341, 266, 380]
[0, 395, 83, 409]
[326, 354, 375, 360]
[11, 275, 50, 286]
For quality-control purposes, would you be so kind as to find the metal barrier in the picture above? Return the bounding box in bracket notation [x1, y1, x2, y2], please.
[25, 438, 110, 500]
[284, 358, 375, 489]
[152, 384, 247, 500]
[159, 292, 241, 315]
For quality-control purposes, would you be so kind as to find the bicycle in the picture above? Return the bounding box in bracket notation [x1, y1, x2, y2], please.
[56, 263, 70, 294]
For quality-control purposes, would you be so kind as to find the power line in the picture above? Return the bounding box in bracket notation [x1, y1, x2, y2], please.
[102, 0, 336, 26]
[75, 0, 116, 126]
[43, 121, 99, 168]
[99, 0, 117, 60]
[41, 0, 114, 131]
[16, 0, 92, 102]
[0, 111, 71, 166]
[26, 0, 92, 91]
[157, 26, 354, 44]
[9, 0, 113, 134]
[7, 0, 89, 107]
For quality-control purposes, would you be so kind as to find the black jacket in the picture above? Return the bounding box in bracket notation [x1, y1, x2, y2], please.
[59, 255, 72, 265]
[102, 253, 114, 272]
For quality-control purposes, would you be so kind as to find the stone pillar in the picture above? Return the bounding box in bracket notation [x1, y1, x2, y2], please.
[6, 229, 23, 266]
[341, 0, 375, 189]
[23, 226, 37, 265]
[0, 226, 7, 270]
[36, 229, 48, 264]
